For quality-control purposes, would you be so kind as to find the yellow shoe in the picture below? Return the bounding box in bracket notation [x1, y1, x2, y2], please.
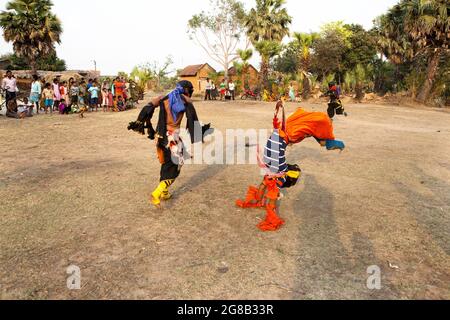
[161, 191, 172, 201]
[151, 182, 167, 208]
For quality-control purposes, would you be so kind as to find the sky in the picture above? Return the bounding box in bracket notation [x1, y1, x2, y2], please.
[0, 0, 399, 75]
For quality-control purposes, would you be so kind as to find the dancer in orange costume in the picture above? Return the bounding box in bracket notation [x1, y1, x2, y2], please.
[236, 101, 346, 231]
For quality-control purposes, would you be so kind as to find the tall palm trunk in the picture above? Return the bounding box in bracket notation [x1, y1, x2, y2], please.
[260, 57, 269, 91]
[417, 49, 441, 103]
[30, 56, 37, 75]
[302, 74, 311, 100]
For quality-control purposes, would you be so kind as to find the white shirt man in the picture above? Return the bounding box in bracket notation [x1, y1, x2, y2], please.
[2, 74, 18, 93]
[2, 71, 18, 106]
[228, 81, 236, 100]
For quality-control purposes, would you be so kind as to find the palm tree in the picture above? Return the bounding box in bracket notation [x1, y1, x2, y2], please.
[237, 48, 253, 88]
[0, 0, 62, 74]
[254, 40, 282, 90]
[245, 0, 292, 90]
[375, 0, 449, 102]
[292, 32, 319, 99]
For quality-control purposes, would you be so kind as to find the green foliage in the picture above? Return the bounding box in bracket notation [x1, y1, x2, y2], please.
[131, 56, 176, 92]
[0, 0, 63, 72]
[311, 22, 351, 78]
[342, 24, 377, 72]
[245, 0, 291, 89]
[374, 0, 450, 102]
[0, 52, 66, 71]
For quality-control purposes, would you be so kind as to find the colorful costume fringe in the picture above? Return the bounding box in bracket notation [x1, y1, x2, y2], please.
[236, 101, 345, 232]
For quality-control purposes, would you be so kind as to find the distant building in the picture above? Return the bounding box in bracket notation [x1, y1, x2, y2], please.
[179, 63, 217, 94]
[228, 64, 260, 91]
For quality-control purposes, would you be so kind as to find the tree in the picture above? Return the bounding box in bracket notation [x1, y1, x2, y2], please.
[0, 0, 63, 74]
[272, 42, 299, 75]
[254, 40, 282, 90]
[245, 0, 292, 90]
[342, 24, 377, 72]
[1, 52, 66, 71]
[293, 32, 319, 98]
[188, 0, 248, 81]
[234, 48, 253, 88]
[134, 56, 175, 91]
[375, 0, 450, 102]
[311, 30, 347, 81]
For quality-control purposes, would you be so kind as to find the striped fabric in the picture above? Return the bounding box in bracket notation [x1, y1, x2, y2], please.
[263, 130, 288, 175]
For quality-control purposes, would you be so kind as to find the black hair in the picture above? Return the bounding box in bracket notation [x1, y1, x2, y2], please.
[32, 74, 39, 81]
[177, 80, 194, 97]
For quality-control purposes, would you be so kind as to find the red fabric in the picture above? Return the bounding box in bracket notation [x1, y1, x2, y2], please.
[236, 177, 286, 232]
[258, 204, 285, 231]
[236, 186, 264, 208]
[284, 108, 336, 144]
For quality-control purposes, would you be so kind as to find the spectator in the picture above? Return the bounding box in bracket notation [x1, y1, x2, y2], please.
[116, 95, 125, 111]
[101, 88, 108, 112]
[205, 78, 212, 101]
[1, 70, 18, 106]
[17, 97, 33, 118]
[79, 79, 88, 107]
[69, 81, 80, 112]
[88, 81, 100, 112]
[42, 83, 54, 114]
[107, 89, 114, 112]
[228, 80, 236, 100]
[211, 82, 218, 100]
[219, 80, 226, 101]
[60, 81, 69, 104]
[114, 77, 124, 100]
[30, 74, 42, 114]
[52, 78, 61, 113]
[59, 98, 70, 114]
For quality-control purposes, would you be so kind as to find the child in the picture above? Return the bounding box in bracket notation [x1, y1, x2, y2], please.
[101, 88, 108, 112]
[52, 78, 61, 113]
[17, 97, 33, 118]
[107, 89, 114, 112]
[219, 80, 226, 100]
[59, 99, 70, 115]
[88, 82, 100, 112]
[60, 81, 69, 103]
[42, 83, 54, 114]
[69, 81, 80, 113]
[116, 95, 125, 112]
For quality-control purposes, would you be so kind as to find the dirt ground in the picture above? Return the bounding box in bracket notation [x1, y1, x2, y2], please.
[0, 96, 449, 300]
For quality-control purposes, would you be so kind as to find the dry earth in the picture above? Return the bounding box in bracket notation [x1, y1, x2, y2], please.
[0, 97, 449, 300]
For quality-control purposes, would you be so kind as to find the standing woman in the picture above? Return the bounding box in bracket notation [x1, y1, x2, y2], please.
[30, 75, 42, 114]
[52, 78, 61, 113]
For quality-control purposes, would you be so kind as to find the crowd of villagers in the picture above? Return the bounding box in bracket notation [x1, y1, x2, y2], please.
[1, 70, 136, 119]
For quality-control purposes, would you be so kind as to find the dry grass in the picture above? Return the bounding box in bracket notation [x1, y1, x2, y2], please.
[0, 97, 449, 300]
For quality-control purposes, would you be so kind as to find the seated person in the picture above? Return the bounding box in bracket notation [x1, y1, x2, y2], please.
[59, 99, 70, 115]
[17, 97, 34, 118]
[117, 95, 126, 112]
[6, 99, 19, 118]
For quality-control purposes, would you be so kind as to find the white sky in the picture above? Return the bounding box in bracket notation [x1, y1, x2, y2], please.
[0, 0, 398, 75]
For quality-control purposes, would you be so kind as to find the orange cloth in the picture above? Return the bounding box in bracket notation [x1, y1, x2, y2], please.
[258, 204, 285, 231]
[114, 81, 124, 96]
[236, 177, 285, 232]
[282, 108, 335, 144]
